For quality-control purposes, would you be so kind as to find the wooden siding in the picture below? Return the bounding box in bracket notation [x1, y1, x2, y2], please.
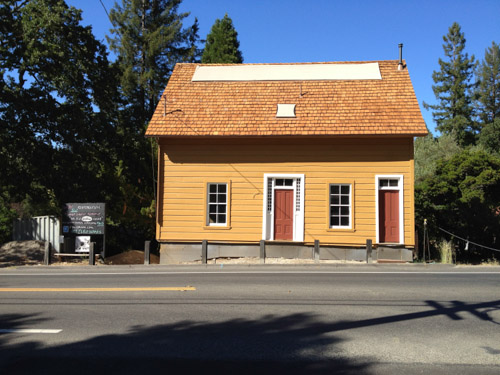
[157, 137, 415, 247]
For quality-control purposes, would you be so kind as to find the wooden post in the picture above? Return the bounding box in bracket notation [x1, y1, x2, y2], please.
[144, 240, 151, 265]
[44, 241, 50, 265]
[260, 240, 266, 264]
[366, 239, 372, 263]
[314, 240, 320, 263]
[89, 242, 95, 266]
[202, 240, 207, 264]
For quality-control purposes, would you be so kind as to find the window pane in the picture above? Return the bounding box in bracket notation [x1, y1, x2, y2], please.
[331, 206, 340, 216]
[209, 184, 217, 193]
[331, 195, 339, 205]
[218, 214, 226, 224]
[341, 185, 350, 194]
[209, 194, 217, 203]
[218, 204, 226, 214]
[341, 195, 349, 205]
[209, 205, 217, 213]
[341, 206, 350, 216]
[218, 184, 226, 193]
[380, 179, 388, 187]
[331, 217, 339, 226]
[340, 217, 349, 226]
[389, 179, 398, 187]
[219, 194, 226, 203]
[331, 185, 339, 194]
[209, 214, 217, 223]
[284, 179, 293, 186]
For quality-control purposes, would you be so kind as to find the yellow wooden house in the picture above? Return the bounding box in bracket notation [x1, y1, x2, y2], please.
[146, 59, 427, 263]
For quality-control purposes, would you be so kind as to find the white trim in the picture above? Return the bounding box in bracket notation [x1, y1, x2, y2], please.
[263, 174, 305, 241]
[375, 175, 404, 244]
[206, 182, 228, 227]
[329, 183, 352, 229]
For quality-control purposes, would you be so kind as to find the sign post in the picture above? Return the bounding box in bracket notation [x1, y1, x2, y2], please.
[62, 203, 106, 257]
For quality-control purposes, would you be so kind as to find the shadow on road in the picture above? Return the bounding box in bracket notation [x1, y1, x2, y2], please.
[0, 312, 371, 374]
[1, 299, 499, 374]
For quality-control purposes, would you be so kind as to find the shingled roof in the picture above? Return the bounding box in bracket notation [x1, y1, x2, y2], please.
[146, 60, 428, 137]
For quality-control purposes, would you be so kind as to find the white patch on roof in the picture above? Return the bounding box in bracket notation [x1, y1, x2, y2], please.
[276, 104, 296, 118]
[192, 63, 381, 81]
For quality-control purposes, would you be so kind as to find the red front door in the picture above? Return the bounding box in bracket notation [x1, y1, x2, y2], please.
[379, 190, 399, 243]
[274, 189, 293, 240]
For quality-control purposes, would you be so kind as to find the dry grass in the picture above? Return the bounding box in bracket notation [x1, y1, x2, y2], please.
[438, 239, 454, 264]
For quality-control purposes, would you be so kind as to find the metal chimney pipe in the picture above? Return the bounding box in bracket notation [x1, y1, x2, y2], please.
[398, 43, 404, 70]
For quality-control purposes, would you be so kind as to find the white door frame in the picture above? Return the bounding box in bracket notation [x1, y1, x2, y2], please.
[262, 174, 305, 241]
[375, 175, 404, 244]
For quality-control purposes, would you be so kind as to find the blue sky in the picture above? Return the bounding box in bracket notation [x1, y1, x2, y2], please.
[67, 0, 500, 134]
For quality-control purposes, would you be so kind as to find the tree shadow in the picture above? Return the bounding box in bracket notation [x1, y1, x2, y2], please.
[0, 312, 372, 375]
[1, 298, 499, 374]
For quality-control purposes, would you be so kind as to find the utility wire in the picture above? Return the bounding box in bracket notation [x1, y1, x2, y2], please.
[437, 227, 500, 253]
[98, 0, 112, 24]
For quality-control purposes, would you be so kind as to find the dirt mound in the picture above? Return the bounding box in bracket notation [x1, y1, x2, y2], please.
[104, 250, 159, 265]
[0, 240, 45, 267]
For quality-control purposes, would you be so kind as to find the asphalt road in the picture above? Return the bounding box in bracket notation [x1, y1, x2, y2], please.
[0, 265, 499, 374]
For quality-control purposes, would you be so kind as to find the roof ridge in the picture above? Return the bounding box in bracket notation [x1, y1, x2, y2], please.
[177, 60, 403, 67]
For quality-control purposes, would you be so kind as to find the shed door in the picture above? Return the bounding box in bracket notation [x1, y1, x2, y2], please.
[379, 190, 399, 243]
[274, 189, 293, 240]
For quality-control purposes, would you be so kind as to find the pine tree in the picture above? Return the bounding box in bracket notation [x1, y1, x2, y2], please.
[424, 22, 477, 146]
[202, 13, 243, 64]
[107, 0, 201, 245]
[108, 0, 201, 121]
[475, 41, 500, 125]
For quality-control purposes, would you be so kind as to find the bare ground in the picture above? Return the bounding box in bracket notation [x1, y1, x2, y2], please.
[0, 241, 159, 267]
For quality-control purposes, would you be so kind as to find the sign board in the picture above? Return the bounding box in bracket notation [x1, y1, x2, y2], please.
[62, 203, 106, 235]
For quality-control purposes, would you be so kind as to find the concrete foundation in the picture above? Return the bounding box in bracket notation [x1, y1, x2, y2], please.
[160, 242, 414, 265]
[377, 246, 413, 262]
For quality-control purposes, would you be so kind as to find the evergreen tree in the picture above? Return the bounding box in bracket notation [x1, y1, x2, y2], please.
[424, 22, 477, 146]
[108, 0, 200, 121]
[107, 0, 201, 246]
[202, 13, 243, 64]
[478, 118, 500, 157]
[415, 149, 500, 262]
[475, 41, 500, 125]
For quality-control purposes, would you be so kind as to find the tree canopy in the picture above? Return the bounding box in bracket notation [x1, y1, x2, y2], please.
[417, 23, 500, 262]
[0, 0, 201, 252]
[201, 13, 243, 64]
[0, 0, 117, 217]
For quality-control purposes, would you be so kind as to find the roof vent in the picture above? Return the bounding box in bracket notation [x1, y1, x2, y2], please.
[276, 104, 296, 118]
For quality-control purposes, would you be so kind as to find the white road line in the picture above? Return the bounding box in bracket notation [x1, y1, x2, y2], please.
[0, 329, 62, 333]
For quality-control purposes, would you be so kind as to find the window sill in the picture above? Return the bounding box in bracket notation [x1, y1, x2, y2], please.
[326, 228, 356, 233]
[203, 226, 232, 230]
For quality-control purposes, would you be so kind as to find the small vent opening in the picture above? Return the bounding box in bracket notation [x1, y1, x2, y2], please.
[276, 104, 296, 118]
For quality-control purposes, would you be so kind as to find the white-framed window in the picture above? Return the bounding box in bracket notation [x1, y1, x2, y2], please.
[207, 183, 227, 226]
[329, 183, 351, 228]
